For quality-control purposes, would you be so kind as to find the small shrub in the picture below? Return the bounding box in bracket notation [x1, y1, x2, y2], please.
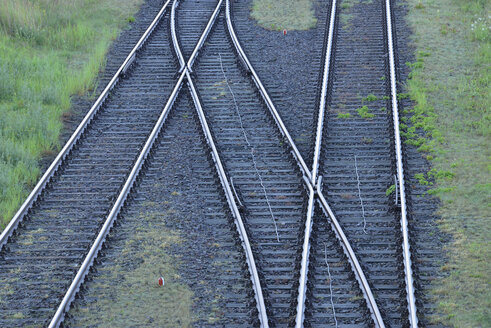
[427, 187, 455, 195]
[428, 168, 455, 180]
[417, 50, 431, 57]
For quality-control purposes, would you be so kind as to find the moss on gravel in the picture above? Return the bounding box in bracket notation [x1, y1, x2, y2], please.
[68, 209, 194, 327]
[251, 0, 317, 31]
[404, 0, 490, 326]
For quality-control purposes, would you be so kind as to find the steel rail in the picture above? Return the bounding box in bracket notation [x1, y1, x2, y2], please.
[295, 177, 315, 327]
[316, 177, 385, 327]
[0, 0, 172, 249]
[311, 0, 337, 185]
[171, 0, 185, 70]
[48, 70, 186, 328]
[384, 0, 418, 326]
[175, 2, 268, 325]
[224, 0, 312, 183]
[295, 0, 338, 325]
[187, 0, 224, 71]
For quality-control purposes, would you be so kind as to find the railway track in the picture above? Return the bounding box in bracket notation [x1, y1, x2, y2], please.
[305, 0, 418, 326]
[0, 0, 419, 326]
[223, 0, 418, 326]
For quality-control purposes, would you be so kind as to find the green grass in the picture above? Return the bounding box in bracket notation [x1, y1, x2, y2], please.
[251, 0, 317, 31]
[67, 209, 194, 326]
[339, 0, 356, 29]
[0, 0, 142, 230]
[404, 0, 490, 326]
[385, 184, 396, 196]
[337, 112, 351, 119]
[356, 105, 375, 119]
[339, 0, 374, 30]
[363, 94, 378, 102]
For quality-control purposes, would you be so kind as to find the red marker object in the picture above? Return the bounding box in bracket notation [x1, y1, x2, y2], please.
[158, 276, 165, 287]
[283, 29, 287, 36]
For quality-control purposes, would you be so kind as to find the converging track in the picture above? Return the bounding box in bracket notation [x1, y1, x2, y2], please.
[0, 0, 418, 327]
[0, 0, 261, 326]
[224, 0, 417, 326]
[293, 0, 417, 327]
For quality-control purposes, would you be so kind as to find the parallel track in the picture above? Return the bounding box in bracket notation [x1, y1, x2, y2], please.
[0, 0, 418, 326]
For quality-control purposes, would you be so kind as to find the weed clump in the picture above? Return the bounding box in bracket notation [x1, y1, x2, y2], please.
[363, 94, 378, 102]
[337, 112, 351, 119]
[357, 106, 375, 119]
[385, 184, 396, 196]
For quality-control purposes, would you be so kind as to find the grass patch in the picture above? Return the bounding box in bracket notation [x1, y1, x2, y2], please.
[0, 0, 142, 230]
[404, 0, 490, 326]
[251, 0, 317, 31]
[339, 0, 374, 30]
[68, 210, 194, 326]
[339, 0, 356, 29]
